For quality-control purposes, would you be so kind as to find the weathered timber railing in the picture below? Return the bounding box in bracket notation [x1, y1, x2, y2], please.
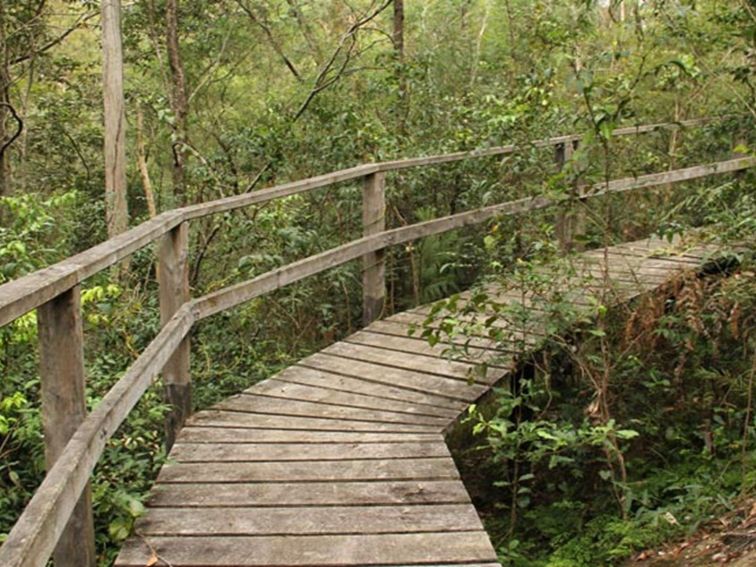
[0, 116, 752, 567]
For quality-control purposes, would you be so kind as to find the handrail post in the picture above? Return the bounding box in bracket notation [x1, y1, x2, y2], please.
[362, 171, 386, 325]
[37, 285, 96, 567]
[555, 139, 581, 251]
[157, 221, 191, 449]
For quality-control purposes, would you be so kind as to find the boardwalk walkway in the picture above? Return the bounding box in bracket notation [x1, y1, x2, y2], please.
[114, 236, 724, 566]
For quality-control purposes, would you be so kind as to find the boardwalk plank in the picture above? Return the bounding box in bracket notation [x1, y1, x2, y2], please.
[591, 246, 701, 265]
[323, 341, 501, 383]
[245, 376, 460, 419]
[116, 532, 498, 566]
[170, 441, 451, 462]
[157, 457, 461, 483]
[147, 480, 472, 507]
[344, 330, 512, 368]
[388, 311, 547, 346]
[364, 319, 508, 352]
[215, 393, 449, 427]
[188, 410, 440, 433]
[301, 353, 489, 400]
[177, 427, 441, 444]
[135, 504, 483, 536]
[279, 366, 469, 411]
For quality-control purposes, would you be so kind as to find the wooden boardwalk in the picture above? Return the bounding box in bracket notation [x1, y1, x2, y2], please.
[115, 236, 722, 566]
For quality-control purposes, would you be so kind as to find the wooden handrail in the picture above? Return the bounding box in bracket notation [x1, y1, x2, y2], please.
[1, 154, 753, 567]
[0, 116, 723, 327]
[193, 156, 755, 319]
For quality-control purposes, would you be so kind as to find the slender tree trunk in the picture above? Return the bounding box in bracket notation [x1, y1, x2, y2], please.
[393, 0, 407, 133]
[393, 0, 404, 60]
[0, 3, 12, 197]
[18, 56, 36, 191]
[503, 0, 517, 78]
[136, 105, 157, 218]
[166, 0, 189, 205]
[101, 0, 129, 239]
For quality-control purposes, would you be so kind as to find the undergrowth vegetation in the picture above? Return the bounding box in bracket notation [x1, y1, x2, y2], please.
[421, 174, 756, 565]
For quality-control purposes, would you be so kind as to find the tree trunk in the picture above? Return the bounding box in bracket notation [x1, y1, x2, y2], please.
[136, 105, 157, 218]
[393, 0, 404, 61]
[393, 0, 407, 132]
[166, 0, 188, 205]
[101, 0, 129, 239]
[0, 3, 12, 197]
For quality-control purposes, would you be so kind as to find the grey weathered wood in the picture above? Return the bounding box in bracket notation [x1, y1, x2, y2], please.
[363, 171, 386, 324]
[387, 311, 544, 350]
[246, 376, 460, 418]
[188, 409, 440, 433]
[375, 116, 718, 173]
[178, 427, 440, 444]
[580, 252, 697, 270]
[0, 305, 194, 567]
[135, 504, 482, 535]
[0, 210, 184, 327]
[583, 157, 754, 198]
[146, 479, 471, 507]
[301, 353, 488, 401]
[157, 457, 461, 483]
[216, 393, 448, 427]
[555, 139, 577, 251]
[170, 441, 450, 462]
[323, 341, 502, 383]
[181, 163, 382, 221]
[279, 365, 469, 411]
[116, 532, 498, 566]
[37, 286, 95, 567]
[0, 113, 744, 567]
[344, 330, 509, 368]
[157, 222, 191, 448]
[365, 319, 508, 352]
[590, 247, 701, 265]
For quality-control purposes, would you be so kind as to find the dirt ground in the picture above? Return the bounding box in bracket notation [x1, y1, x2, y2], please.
[626, 499, 756, 566]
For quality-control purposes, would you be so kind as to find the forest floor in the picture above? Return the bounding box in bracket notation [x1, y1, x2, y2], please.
[626, 497, 756, 566]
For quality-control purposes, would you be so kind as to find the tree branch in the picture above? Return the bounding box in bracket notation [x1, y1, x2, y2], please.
[293, 0, 392, 121]
[236, 0, 303, 82]
[10, 11, 98, 66]
[0, 102, 23, 158]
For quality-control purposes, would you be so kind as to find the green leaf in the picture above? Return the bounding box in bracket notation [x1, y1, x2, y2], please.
[108, 519, 131, 542]
[616, 429, 640, 440]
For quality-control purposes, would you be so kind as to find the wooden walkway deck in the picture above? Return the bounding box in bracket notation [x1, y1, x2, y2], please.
[115, 237, 722, 566]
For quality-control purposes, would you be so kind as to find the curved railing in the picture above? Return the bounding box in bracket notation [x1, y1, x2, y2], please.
[0, 116, 753, 567]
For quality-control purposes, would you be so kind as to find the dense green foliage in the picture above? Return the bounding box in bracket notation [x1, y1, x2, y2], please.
[421, 168, 755, 565]
[0, 0, 754, 564]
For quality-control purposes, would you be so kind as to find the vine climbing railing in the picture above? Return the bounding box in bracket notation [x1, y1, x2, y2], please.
[0, 116, 753, 567]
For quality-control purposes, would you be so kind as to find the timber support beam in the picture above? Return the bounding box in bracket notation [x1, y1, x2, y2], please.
[362, 171, 386, 325]
[157, 222, 191, 449]
[37, 286, 96, 567]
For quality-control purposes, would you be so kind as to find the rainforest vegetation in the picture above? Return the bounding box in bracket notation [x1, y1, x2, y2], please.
[0, 0, 754, 565]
